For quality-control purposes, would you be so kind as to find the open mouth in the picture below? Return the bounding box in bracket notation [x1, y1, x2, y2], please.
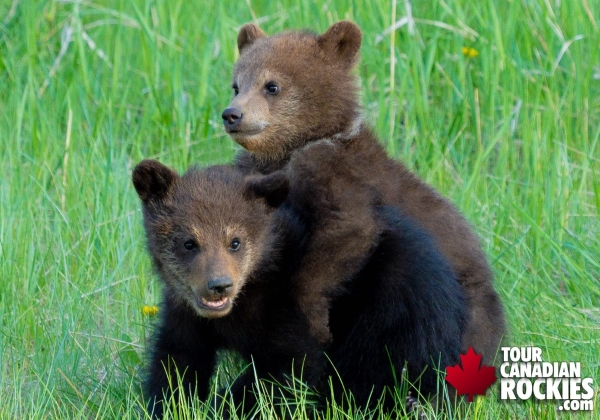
[197, 296, 231, 312]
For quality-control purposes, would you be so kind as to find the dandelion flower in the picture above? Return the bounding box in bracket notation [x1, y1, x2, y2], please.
[462, 47, 479, 58]
[142, 305, 159, 316]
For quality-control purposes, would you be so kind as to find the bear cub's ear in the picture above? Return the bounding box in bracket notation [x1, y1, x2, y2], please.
[132, 159, 178, 204]
[317, 21, 362, 68]
[237, 23, 267, 53]
[245, 171, 290, 208]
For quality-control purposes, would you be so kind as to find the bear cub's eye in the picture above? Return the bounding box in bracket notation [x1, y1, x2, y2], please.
[232, 84, 239, 96]
[183, 240, 198, 251]
[265, 82, 280, 95]
[229, 239, 241, 252]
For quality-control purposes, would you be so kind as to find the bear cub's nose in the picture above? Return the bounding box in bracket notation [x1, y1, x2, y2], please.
[222, 107, 243, 129]
[207, 277, 233, 295]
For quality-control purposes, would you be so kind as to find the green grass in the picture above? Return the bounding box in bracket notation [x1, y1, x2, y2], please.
[1, 0, 599, 418]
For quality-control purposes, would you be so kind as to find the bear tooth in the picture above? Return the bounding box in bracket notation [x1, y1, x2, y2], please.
[202, 298, 227, 308]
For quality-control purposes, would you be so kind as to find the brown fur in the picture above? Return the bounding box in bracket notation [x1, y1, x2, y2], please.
[223, 21, 363, 162]
[282, 140, 382, 344]
[224, 21, 505, 364]
[132, 160, 284, 320]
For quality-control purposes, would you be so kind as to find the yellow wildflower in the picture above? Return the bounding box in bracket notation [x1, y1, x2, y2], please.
[462, 47, 479, 58]
[142, 305, 159, 316]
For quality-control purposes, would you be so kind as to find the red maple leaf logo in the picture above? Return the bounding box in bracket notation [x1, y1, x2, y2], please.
[445, 347, 497, 402]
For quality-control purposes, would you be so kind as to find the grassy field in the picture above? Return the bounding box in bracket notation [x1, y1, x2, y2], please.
[1, 0, 599, 418]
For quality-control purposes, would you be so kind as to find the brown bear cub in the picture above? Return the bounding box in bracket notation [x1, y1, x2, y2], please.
[133, 158, 466, 416]
[133, 160, 320, 417]
[223, 21, 505, 365]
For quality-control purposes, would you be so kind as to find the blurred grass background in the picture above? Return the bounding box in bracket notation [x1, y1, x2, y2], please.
[0, 0, 598, 418]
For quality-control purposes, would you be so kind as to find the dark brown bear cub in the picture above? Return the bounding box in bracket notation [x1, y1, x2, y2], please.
[133, 158, 466, 416]
[223, 21, 504, 364]
[133, 159, 321, 418]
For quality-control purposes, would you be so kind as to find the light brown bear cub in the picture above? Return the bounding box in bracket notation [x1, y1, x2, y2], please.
[222, 21, 505, 364]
